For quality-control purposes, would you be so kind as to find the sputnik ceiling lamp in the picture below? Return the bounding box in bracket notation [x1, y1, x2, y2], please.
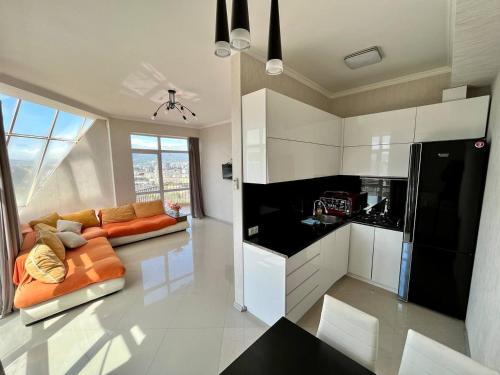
[151, 90, 197, 123]
[230, 0, 251, 51]
[266, 0, 283, 75]
[214, 0, 231, 57]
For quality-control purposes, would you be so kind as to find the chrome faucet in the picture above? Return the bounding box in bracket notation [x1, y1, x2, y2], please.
[312, 200, 328, 217]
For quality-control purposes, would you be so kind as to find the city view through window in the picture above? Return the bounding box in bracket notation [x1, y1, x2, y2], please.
[131, 134, 191, 213]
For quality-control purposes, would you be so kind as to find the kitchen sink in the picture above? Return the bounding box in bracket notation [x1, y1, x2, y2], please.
[319, 214, 342, 225]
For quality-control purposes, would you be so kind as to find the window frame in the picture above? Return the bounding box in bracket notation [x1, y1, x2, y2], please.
[130, 134, 190, 208]
[2, 94, 95, 206]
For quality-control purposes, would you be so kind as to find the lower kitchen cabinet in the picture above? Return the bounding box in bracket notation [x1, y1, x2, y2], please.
[348, 223, 375, 279]
[319, 224, 350, 295]
[243, 225, 350, 326]
[348, 223, 403, 293]
[372, 228, 403, 292]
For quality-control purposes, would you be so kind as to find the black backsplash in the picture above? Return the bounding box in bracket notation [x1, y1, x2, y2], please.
[242, 176, 360, 239]
[243, 176, 407, 240]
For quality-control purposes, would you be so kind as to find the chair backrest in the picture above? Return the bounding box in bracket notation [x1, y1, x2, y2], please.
[317, 295, 379, 372]
[399, 329, 499, 375]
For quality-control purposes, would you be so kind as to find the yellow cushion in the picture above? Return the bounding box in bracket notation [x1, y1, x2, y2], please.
[25, 244, 66, 284]
[37, 230, 66, 261]
[101, 204, 137, 225]
[132, 200, 165, 218]
[60, 209, 100, 229]
[34, 223, 57, 233]
[29, 212, 61, 228]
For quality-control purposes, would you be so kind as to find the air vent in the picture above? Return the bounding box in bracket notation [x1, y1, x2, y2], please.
[344, 46, 382, 69]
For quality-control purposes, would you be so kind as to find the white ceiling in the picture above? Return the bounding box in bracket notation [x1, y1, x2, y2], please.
[0, 0, 451, 127]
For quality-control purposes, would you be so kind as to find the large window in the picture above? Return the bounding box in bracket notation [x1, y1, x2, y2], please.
[131, 134, 190, 212]
[1, 93, 95, 206]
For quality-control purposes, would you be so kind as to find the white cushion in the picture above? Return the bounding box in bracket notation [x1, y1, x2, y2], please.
[399, 329, 499, 375]
[56, 232, 87, 249]
[317, 295, 379, 371]
[56, 219, 82, 234]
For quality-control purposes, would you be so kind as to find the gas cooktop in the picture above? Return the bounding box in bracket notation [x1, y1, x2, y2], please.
[352, 211, 403, 231]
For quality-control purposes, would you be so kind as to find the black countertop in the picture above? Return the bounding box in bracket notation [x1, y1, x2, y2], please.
[221, 317, 375, 375]
[244, 214, 402, 258]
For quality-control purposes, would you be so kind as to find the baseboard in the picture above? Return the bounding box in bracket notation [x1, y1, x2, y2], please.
[205, 215, 233, 225]
[233, 301, 247, 312]
[464, 326, 471, 357]
[346, 273, 398, 294]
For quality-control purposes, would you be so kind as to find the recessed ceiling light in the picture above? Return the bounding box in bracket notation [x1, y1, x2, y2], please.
[344, 46, 383, 69]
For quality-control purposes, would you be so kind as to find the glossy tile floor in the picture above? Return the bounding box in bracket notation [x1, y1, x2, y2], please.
[298, 277, 467, 375]
[0, 218, 268, 375]
[0, 218, 466, 375]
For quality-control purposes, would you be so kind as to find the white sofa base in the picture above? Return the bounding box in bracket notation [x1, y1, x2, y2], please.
[20, 277, 125, 325]
[109, 221, 189, 247]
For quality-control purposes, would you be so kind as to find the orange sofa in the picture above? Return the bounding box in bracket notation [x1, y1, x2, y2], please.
[14, 204, 189, 324]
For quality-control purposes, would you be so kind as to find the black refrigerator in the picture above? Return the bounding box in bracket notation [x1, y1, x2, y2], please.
[398, 139, 488, 319]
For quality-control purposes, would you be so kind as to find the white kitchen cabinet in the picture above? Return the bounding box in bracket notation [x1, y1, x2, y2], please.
[342, 143, 410, 177]
[415, 96, 489, 142]
[372, 228, 403, 292]
[344, 108, 416, 146]
[348, 223, 375, 280]
[265, 138, 341, 183]
[319, 224, 351, 295]
[243, 243, 286, 325]
[244, 88, 343, 146]
[243, 89, 342, 184]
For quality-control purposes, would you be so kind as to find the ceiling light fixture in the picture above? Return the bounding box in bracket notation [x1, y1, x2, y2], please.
[230, 0, 250, 51]
[214, 0, 231, 57]
[344, 46, 383, 69]
[266, 0, 283, 75]
[151, 90, 197, 124]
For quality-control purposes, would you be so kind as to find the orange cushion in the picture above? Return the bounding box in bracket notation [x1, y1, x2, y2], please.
[100, 204, 136, 225]
[20, 223, 34, 235]
[60, 209, 100, 229]
[82, 227, 108, 240]
[102, 214, 177, 238]
[24, 244, 66, 284]
[132, 200, 165, 218]
[29, 212, 61, 228]
[21, 231, 37, 253]
[13, 237, 125, 308]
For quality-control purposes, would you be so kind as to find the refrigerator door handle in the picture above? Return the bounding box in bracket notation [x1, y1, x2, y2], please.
[398, 241, 413, 301]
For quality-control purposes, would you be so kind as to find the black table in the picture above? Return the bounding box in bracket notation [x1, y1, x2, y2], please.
[221, 317, 375, 375]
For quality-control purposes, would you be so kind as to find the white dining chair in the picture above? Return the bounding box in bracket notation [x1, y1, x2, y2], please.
[399, 329, 499, 375]
[317, 295, 379, 372]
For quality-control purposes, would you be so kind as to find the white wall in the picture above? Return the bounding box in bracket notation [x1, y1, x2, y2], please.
[466, 71, 500, 371]
[18, 119, 115, 222]
[200, 123, 232, 223]
[107, 117, 199, 205]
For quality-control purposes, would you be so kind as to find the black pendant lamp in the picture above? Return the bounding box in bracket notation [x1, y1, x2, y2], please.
[266, 0, 283, 75]
[230, 0, 250, 51]
[214, 0, 231, 57]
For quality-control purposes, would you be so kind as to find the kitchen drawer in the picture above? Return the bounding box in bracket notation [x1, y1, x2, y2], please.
[286, 270, 320, 313]
[286, 242, 321, 275]
[286, 254, 320, 294]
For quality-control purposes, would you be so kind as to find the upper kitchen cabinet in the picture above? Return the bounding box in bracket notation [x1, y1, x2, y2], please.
[415, 96, 490, 142]
[252, 89, 343, 146]
[344, 107, 416, 146]
[243, 89, 342, 184]
[342, 143, 411, 178]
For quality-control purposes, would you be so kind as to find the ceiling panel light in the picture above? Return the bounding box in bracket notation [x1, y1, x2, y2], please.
[344, 46, 382, 69]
